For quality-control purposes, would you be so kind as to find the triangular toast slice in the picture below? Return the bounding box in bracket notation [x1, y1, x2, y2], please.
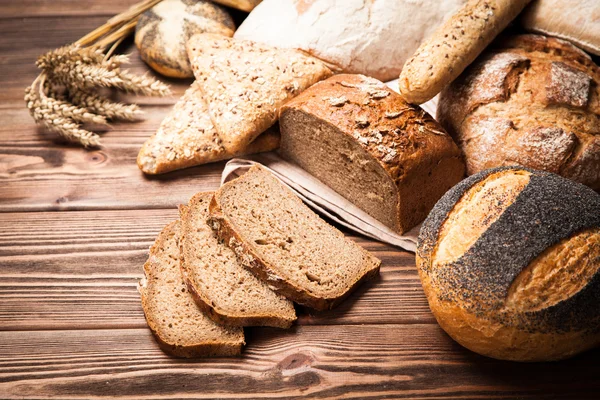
[137, 81, 280, 174]
[186, 33, 332, 153]
[179, 192, 296, 328]
[139, 221, 244, 357]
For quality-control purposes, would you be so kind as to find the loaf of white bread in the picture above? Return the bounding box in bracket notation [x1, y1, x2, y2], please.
[280, 74, 465, 234]
[417, 167, 600, 362]
[234, 0, 466, 82]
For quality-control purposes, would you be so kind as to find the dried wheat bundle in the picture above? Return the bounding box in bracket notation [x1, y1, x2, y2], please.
[25, 0, 170, 148]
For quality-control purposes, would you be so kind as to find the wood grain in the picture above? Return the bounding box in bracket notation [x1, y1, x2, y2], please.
[0, 210, 429, 330]
[1, 326, 599, 400]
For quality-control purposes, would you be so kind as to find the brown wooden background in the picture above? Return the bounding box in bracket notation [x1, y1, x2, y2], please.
[1, 1, 599, 398]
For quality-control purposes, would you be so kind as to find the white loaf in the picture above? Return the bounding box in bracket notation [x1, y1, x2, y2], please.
[234, 0, 466, 82]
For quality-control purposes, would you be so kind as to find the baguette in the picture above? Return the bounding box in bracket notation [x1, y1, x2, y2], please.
[399, 0, 532, 104]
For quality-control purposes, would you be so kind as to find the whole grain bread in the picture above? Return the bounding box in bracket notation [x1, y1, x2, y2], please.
[399, 0, 532, 104]
[437, 34, 600, 190]
[137, 82, 280, 175]
[179, 192, 296, 328]
[138, 221, 245, 358]
[135, 0, 234, 78]
[186, 33, 332, 154]
[280, 74, 465, 234]
[208, 165, 381, 311]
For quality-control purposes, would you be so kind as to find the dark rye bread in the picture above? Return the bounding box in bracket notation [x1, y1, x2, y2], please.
[179, 192, 296, 328]
[139, 221, 244, 358]
[280, 74, 465, 234]
[417, 167, 600, 361]
[208, 165, 381, 311]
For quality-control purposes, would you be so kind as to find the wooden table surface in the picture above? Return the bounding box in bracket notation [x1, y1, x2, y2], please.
[1, 2, 600, 399]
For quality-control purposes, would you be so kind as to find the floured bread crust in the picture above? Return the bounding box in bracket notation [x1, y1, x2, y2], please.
[521, 0, 600, 56]
[438, 34, 600, 190]
[234, 0, 466, 81]
[417, 167, 600, 361]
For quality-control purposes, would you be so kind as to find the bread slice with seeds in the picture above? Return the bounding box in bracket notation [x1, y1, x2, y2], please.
[179, 192, 296, 328]
[186, 33, 332, 154]
[138, 221, 244, 358]
[137, 81, 280, 175]
[208, 165, 381, 311]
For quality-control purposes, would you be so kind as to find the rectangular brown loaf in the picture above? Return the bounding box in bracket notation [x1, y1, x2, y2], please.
[208, 165, 381, 311]
[279, 74, 465, 234]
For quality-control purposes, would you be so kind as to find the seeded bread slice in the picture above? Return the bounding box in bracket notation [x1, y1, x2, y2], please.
[138, 221, 244, 358]
[186, 33, 332, 154]
[179, 192, 296, 328]
[137, 81, 280, 175]
[208, 166, 381, 311]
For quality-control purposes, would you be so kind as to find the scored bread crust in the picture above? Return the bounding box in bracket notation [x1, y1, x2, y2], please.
[178, 194, 296, 329]
[208, 167, 381, 311]
[138, 221, 244, 358]
[437, 34, 600, 190]
[417, 167, 600, 361]
[280, 74, 465, 233]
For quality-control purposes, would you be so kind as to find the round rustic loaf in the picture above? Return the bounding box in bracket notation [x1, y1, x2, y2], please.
[135, 0, 234, 78]
[417, 167, 600, 362]
[437, 34, 600, 191]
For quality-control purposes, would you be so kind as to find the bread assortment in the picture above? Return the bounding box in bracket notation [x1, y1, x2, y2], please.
[134, 0, 600, 362]
[417, 167, 600, 361]
[438, 34, 600, 190]
[280, 74, 465, 234]
[135, 0, 234, 78]
[399, 0, 532, 104]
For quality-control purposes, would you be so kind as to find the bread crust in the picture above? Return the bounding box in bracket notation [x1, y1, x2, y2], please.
[520, 0, 600, 56]
[208, 166, 381, 311]
[135, 0, 234, 78]
[138, 221, 245, 358]
[417, 167, 600, 361]
[280, 74, 465, 233]
[399, 0, 532, 104]
[438, 34, 600, 190]
[178, 195, 296, 329]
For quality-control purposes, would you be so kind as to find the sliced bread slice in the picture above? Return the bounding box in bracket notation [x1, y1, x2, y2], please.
[208, 166, 381, 310]
[179, 192, 296, 328]
[137, 81, 280, 174]
[139, 221, 245, 358]
[186, 33, 332, 154]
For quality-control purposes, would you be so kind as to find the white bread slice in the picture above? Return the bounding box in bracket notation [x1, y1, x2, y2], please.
[139, 221, 244, 358]
[186, 33, 332, 154]
[179, 192, 296, 328]
[208, 165, 381, 311]
[137, 81, 280, 174]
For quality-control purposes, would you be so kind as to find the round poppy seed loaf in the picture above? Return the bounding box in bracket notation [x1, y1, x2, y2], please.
[417, 167, 600, 362]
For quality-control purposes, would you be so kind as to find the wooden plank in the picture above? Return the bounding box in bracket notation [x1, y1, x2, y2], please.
[0, 0, 145, 18]
[1, 326, 599, 399]
[0, 210, 429, 330]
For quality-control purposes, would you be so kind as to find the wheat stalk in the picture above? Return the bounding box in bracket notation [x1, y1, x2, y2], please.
[26, 0, 168, 148]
